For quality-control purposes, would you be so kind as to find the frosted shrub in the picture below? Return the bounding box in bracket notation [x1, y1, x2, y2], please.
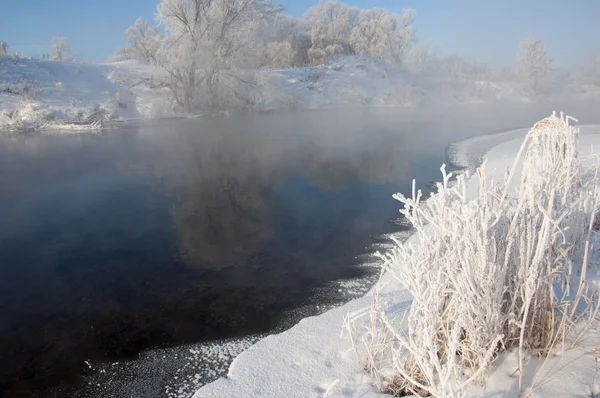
[347, 112, 600, 397]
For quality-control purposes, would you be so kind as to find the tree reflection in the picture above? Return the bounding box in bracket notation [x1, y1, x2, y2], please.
[139, 114, 412, 271]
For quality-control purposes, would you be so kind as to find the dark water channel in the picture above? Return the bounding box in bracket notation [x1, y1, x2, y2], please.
[1, 105, 598, 397]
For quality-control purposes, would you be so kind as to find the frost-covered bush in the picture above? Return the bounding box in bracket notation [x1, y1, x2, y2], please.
[347, 112, 600, 397]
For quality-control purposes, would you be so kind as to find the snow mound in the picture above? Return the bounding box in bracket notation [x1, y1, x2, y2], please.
[0, 57, 139, 131]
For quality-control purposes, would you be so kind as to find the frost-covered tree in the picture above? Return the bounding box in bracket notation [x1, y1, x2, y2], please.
[349, 8, 415, 65]
[0, 41, 8, 56]
[51, 36, 71, 61]
[305, 0, 359, 65]
[261, 16, 311, 67]
[290, 31, 311, 66]
[153, 0, 281, 112]
[304, 1, 415, 66]
[407, 42, 437, 74]
[440, 54, 491, 81]
[517, 36, 554, 96]
[263, 41, 293, 68]
[115, 17, 162, 62]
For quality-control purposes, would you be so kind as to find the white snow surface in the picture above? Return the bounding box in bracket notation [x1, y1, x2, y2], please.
[194, 124, 600, 398]
[0, 57, 139, 131]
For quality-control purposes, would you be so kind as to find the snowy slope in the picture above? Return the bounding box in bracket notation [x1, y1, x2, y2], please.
[193, 124, 600, 398]
[258, 56, 523, 111]
[0, 57, 138, 131]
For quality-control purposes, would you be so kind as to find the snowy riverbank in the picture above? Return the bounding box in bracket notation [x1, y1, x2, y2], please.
[3, 55, 595, 133]
[0, 57, 139, 131]
[193, 122, 600, 398]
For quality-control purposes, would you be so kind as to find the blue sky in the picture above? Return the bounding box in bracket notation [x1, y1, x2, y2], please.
[1, 0, 599, 67]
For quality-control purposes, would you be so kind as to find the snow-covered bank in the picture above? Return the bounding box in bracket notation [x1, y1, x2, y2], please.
[194, 121, 600, 398]
[0, 57, 138, 131]
[258, 56, 522, 111]
[107, 56, 528, 116]
[2, 54, 600, 132]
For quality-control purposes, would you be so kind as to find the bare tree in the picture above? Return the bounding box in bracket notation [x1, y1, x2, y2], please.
[517, 36, 554, 97]
[51, 36, 71, 61]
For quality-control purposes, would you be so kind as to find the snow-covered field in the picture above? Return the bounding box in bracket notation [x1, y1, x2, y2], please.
[193, 122, 600, 398]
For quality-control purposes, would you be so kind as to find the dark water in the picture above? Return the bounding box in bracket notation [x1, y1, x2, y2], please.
[1, 105, 599, 397]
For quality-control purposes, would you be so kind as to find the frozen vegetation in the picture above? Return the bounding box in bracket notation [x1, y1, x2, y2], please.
[193, 116, 600, 398]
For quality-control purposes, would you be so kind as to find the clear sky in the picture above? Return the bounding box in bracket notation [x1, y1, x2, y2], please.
[1, 0, 599, 67]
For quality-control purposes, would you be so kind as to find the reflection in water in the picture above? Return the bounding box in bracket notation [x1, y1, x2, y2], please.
[136, 114, 412, 272]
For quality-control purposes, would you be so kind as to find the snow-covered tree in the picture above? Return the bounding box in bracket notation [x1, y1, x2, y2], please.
[440, 54, 491, 81]
[261, 16, 311, 67]
[303, 1, 415, 66]
[153, 0, 281, 112]
[51, 36, 71, 61]
[407, 42, 437, 74]
[115, 17, 162, 62]
[349, 8, 415, 65]
[290, 31, 311, 66]
[0, 41, 7, 56]
[304, 0, 359, 65]
[517, 36, 554, 96]
[263, 41, 293, 68]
